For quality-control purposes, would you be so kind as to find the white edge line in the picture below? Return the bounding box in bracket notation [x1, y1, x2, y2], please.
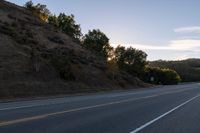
[130, 94, 200, 133]
[0, 90, 198, 126]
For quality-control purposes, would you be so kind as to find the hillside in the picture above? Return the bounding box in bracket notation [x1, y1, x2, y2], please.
[0, 1, 147, 98]
[149, 59, 200, 82]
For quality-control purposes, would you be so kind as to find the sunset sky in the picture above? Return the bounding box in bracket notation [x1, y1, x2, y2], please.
[7, 0, 200, 60]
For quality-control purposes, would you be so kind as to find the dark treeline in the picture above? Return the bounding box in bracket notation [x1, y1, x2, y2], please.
[24, 1, 181, 85]
[150, 59, 200, 82]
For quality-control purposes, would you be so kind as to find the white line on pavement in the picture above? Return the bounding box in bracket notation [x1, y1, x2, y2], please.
[0, 88, 197, 127]
[130, 94, 200, 133]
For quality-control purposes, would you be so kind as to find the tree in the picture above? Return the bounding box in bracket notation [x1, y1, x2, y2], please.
[25, 1, 50, 22]
[25, 1, 82, 40]
[57, 13, 82, 40]
[24, 0, 34, 10]
[48, 13, 82, 40]
[34, 4, 50, 21]
[114, 45, 126, 68]
[114, 45, 147, 77]
[48, 15, 59, 27]
[83, 29, 113, 58]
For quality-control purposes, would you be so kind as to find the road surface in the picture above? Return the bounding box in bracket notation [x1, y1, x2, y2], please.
[0, 83, 200, 133]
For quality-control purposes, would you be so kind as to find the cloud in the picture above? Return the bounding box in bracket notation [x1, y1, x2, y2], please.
[170, 39, 200, 50]
[111, 39, 200, 51]
[111, 43, 170, 50]
[111, 39, 200, 60]
[174, 26, 200, 33]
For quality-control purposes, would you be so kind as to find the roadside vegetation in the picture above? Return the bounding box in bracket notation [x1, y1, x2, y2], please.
[144, 67, 181, 85]
[24, 0, 181, 85]
[150, 59, 200, 82]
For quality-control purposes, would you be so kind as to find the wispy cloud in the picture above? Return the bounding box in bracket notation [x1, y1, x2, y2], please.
[111, 39, 200, 51]
[174, 26, 200, 33]
[170, 39, 200, 50]
[111, 43, 170, 50]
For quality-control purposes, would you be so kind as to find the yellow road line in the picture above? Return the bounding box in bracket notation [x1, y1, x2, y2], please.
[0, 88, 195, 127]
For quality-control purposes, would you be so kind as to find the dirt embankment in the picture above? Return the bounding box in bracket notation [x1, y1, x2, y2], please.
[0, 1, 148, 99]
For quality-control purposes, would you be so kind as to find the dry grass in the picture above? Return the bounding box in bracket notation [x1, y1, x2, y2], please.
[0, 0, 147, 99]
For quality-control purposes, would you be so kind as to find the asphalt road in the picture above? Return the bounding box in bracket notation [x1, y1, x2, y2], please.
[0, 83, 200, 133]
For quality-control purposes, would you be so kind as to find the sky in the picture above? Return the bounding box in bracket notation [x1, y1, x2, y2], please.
[7, 0, 200, 61]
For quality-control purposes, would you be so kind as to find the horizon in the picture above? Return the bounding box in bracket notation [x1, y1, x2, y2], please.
[6, 0, 200, 61]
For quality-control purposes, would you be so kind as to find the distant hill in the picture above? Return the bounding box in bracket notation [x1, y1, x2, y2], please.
[0, 1, 147, 98]
[149, 59, 200, 82]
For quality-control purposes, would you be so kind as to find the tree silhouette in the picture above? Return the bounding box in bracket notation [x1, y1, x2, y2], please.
[83, 29, 113, 58]
[114, 45, 147, 77]
[57, 13, 82, 40]
[25, 1, 50, 22]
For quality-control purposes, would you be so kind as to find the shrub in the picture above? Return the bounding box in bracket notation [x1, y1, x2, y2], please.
[106, 59, 120, 80]
[144, 67, 181, 85]
[50, 49, 75, 81]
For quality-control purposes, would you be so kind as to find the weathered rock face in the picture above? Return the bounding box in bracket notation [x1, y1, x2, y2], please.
[0, 1, 146, 98]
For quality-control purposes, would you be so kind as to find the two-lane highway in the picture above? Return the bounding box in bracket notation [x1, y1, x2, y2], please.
[0, 83, 200, 133]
